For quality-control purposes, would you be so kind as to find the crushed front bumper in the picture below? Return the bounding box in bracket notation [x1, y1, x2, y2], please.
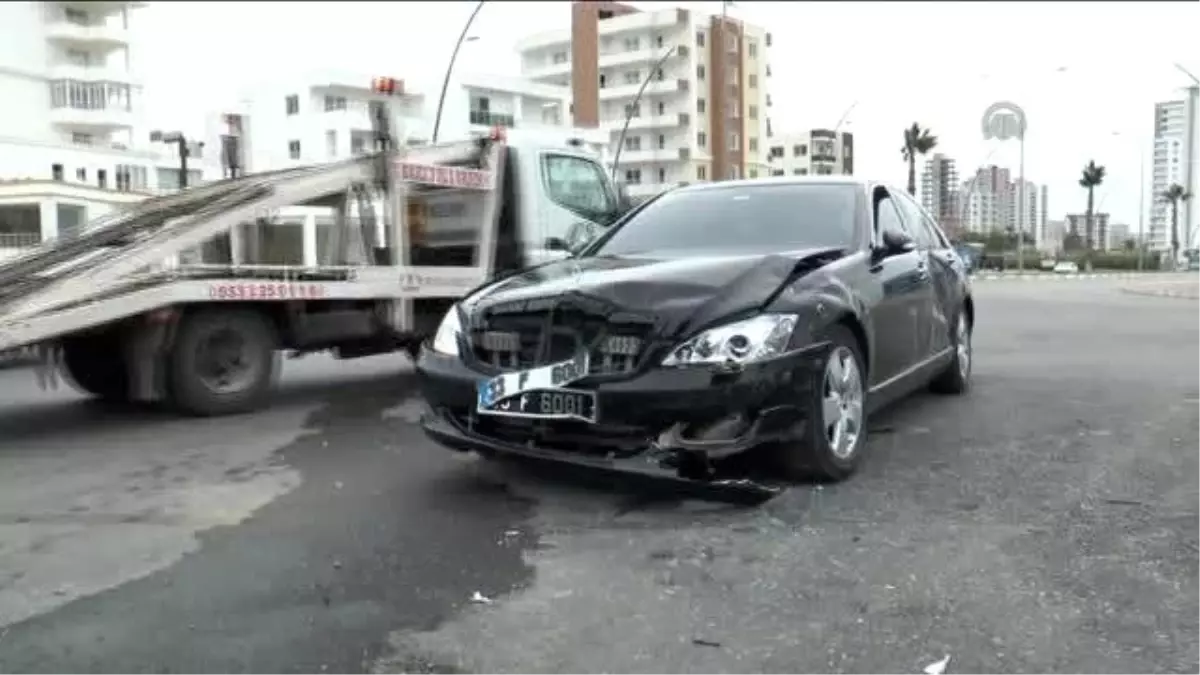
[415, 342, 832, 504]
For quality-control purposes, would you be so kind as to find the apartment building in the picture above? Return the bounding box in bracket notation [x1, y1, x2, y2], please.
[920, 153, 960, 234]
[1065, 212, 1111, 251]
[0, 1, 221, 257]
[960, 166, 1048, 247]
[1149, 92, 1198, 251]
[766, 130, 853, 177]
[516, 1, 771, 199]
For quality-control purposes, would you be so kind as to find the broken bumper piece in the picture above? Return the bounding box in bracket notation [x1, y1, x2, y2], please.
[416, 342, 832, 505]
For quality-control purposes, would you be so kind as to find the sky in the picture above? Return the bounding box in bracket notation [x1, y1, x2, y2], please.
[133, 1, 1200, 228]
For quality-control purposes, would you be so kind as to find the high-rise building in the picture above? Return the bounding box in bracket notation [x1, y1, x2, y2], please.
[0, 1, 219, 258]
[1065, 212, 1111, 251]
[515, 2, 772, 200]
[921, 153, 960, 232]
[1149, 91, 1198, 252]
[960, 165, 1047, 248]
[766, 130, 853, 177]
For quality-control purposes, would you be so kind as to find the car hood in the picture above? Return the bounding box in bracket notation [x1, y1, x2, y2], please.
[466, 247, 845, 337]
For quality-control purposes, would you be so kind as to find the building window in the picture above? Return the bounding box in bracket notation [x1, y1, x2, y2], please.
[326, 130, 337, 158]
[599, 74, 607, 89]
[657, 134, 665, 149]
[728, 132, 740, 151]
[623, 103, 641, 118]
[769, 146, 783, 159]
[76, 167, 86, 181]
[288, 140, 301, 159]
[696, 31, 705, 47]
[765, 32, 772, 47]
[623, 37, 640, 51]
[656, 35, 663, 48]
[749, 169, 758, 178]
[697, 64, 706, 80]
[748, 104, 758, 120]
[657, 101, 665, 115]
[64, 7, 90, 24]
[697, 165, 707, 180]
[97, 169, 107, 188]
[625, 168, 642, 184]
[794, 144, 807, 157]
[624, 136, 641, 151]
[71, 132, 93, 145]
[772, 169, 784, 176]
[697, 131, 707, 148]
[324, 95, 347, 112]
[624, 71, 640, 85]
[749, 73, 758, 88]
[748, 41, 757, 58]
[697, 98, 706, 114]
[552, 51, 568, 64]
[655, 68, 664, 81]
[749, 138, 758, 152]
[285, 95, 299, 115]
[52, 163, 63, 181]
[658, 167, 667, 183]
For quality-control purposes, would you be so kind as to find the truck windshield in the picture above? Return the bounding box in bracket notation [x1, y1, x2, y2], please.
[586, 183, 860, 257]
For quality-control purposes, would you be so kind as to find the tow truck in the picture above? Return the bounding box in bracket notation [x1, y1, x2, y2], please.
[0, 77, 632, 416]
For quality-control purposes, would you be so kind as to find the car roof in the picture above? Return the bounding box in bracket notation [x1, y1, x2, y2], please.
[672, 175, 875, 194]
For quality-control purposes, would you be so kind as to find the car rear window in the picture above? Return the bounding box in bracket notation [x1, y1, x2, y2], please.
[589, 183, 860, 257]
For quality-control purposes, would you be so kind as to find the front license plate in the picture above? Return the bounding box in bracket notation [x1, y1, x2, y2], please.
[476, 352, 589, 409]
[476, 388, 598, 423]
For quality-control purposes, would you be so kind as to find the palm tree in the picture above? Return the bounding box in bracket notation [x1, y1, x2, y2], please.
[1078, 161, 1105, 251]
[1160, 183, 1192, 270]
[901, 123, 938, 196]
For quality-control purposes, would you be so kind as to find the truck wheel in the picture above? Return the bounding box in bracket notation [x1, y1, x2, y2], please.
[61, 334, 129, 401]
[168, 308, 278, 417]
[774, 324, 867, 482]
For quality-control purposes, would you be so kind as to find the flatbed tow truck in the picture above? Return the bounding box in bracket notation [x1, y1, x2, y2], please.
[0, 78, 630, 417]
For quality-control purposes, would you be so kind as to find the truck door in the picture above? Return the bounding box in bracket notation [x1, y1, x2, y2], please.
[531, 152, 619, 265]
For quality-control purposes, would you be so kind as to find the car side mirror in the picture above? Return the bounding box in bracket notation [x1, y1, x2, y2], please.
[876, 228, 916, 259]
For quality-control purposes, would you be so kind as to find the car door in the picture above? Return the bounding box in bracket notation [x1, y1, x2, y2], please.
[868, 188, 933, 385]
[892, 190, 963, 357]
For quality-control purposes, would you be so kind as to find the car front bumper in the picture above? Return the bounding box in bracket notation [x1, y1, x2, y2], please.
[415, 341, 832, 504]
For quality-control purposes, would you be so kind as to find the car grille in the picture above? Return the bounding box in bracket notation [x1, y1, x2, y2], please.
[470, 305, 653, 376]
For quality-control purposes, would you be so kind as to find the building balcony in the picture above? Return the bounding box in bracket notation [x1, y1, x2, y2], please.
[604, 112, 690, 133]
[469, 111, 516, 128]
[615, 148, 684, 164]
[598, 44, 689, 70]
[44, 21, 129, 48]
[48, 105, 134, 130]
[523, 59, 572, 81]
[599, 78, 689, 100]
[48, 64, 138, 86]
[596, 8, 687, 38]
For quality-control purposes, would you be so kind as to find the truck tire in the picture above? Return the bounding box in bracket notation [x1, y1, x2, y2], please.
[61, 334, 129, 401]
[167, 308, 279, 417]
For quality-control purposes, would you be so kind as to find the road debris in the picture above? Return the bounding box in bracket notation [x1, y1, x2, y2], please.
[923, 654, 951, 674]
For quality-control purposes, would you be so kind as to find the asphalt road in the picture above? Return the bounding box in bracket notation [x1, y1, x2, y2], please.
[0, 276, 1196, 673]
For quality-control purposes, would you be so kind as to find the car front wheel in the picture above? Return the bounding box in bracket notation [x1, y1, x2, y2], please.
[775, 324, 867, 482]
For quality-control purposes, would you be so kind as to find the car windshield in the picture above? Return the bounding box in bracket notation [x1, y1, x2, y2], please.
[587, 183, 860, 257]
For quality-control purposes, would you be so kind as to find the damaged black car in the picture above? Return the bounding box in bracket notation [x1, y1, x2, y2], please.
[416, 177, 975, 503]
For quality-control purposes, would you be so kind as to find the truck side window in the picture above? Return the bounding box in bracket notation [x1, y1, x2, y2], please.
[542, 154, 614, 220]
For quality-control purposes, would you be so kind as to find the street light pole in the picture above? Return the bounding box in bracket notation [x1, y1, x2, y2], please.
[432, 0, 484, 145]
[610, 45, 679, 181]
[150, 130, 199, 190]
[1138, 138, 1147, 270]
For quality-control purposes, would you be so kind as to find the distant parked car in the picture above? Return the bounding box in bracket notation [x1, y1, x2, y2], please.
[1053, 261, 1079, 274]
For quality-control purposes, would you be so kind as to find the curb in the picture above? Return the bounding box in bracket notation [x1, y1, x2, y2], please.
[973, 273, 1176, 282]
[1119, 286, 1200, 300]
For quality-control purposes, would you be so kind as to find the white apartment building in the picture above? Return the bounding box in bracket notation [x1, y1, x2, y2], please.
[517, 2, 771, 199]
[766, 130, 854, 177]
[0, 1, 221, 258]
[1149, 92, 1199, 252]
[960, 166, 1048, 248]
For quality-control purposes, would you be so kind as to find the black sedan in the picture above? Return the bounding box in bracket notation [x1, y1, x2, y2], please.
[416, 177, 975, 502]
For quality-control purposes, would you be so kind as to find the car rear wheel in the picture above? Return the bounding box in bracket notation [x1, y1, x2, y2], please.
[775, 324, 867, 482]
[929, 309, 971, 395]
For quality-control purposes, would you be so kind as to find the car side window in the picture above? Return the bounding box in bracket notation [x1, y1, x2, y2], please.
[874, 193, 908, 243]
[542, 154, 615, 220]
[893, 191, 948, 250]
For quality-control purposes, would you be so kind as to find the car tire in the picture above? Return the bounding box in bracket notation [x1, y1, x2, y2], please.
[775, 324, 868, 482]
[61, 333, 130, 401]
[929, 308, 972, 395]
[168, 308, 279, 417]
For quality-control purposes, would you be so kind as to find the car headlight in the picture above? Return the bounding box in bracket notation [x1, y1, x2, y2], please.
[661, 314, 798, 366]
[431, 306, 463, 356]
